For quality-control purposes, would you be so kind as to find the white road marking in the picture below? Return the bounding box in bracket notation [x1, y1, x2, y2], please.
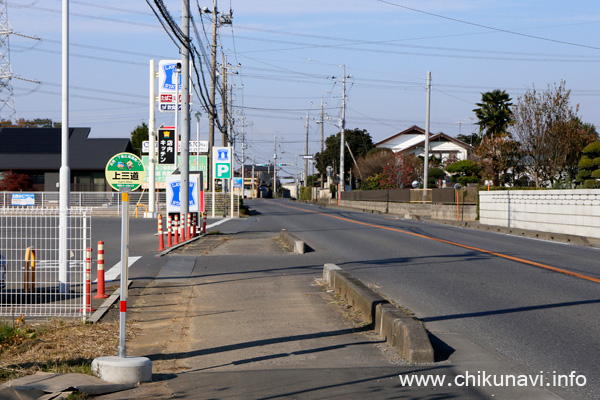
[98, 256, 142, 282]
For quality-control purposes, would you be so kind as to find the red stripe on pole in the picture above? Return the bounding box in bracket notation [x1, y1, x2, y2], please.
[120, 300, 127, 312]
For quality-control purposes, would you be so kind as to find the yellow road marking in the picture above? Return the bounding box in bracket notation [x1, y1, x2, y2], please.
[277, 202, 600, 284]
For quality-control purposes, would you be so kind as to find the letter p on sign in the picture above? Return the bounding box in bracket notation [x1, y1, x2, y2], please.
[216, 163, 231, 179]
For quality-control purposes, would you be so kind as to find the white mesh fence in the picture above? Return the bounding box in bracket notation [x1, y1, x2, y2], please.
[0, 192, 240, 217]
[0, 207, 92, 318]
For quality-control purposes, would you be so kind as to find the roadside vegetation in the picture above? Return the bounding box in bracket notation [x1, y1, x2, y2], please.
[0, 317, 129, 385]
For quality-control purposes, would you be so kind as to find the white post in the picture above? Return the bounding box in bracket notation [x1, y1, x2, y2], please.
[59, 0, 70, 293]
[149, 59, 157, 216]
[118, 189, 130, 358]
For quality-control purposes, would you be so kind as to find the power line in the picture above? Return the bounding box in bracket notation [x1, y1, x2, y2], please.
[376, 0, 600, 51]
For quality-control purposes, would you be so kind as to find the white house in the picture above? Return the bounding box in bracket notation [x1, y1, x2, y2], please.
[375, 125, 473, 162]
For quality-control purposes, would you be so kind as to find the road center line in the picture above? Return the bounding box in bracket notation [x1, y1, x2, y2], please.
[276, 202, 600, 284]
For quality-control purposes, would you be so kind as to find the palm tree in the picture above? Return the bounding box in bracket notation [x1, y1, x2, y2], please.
[473, 89, 514, 139]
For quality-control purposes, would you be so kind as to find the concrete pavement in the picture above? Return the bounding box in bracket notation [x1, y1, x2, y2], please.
[94, 229, 559, 399]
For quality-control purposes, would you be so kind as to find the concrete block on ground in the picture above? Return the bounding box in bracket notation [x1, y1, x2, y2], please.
[279, 229, 306, 254]
[323, 264, 434, 363]
[323, 263, 341, 286]
[92, 356, 152, 385]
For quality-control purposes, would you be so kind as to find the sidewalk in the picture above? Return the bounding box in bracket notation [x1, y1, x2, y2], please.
[96, 232, 491, 399]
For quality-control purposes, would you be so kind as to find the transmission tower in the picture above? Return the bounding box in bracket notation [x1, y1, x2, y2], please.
[0, 0, 16, 122]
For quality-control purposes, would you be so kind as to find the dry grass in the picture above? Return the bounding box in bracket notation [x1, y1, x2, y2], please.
[0, 318, 136, 384]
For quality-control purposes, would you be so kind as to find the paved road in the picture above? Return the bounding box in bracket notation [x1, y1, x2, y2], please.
[231, 199, 600, 400]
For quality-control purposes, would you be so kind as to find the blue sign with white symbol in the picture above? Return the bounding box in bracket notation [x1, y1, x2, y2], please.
[160, 61, 182, 92]
[216, 149, 229, 161]
[169, 181, 196, 207]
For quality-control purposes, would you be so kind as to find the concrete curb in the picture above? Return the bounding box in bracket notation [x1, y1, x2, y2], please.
[88, 280, 132, 324]
[323, 264, 434, 363]
[280, 229, 306, 254]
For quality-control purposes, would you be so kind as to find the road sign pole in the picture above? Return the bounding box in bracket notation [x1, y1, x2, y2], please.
[118, 188, 130, 358]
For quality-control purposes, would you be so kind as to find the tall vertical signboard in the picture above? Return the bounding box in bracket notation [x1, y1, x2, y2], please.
[158, 128, 175, 165]
[158, 59, 192, 112]
[212, 147, 232, 218]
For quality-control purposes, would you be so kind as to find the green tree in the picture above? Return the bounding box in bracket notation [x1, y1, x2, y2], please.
[576, 141, 600, 188]
[315, 128, 375, 187]
[473, 89, 514, 139]
[446, 159, 481, 186]
[130, 122, 149, 157]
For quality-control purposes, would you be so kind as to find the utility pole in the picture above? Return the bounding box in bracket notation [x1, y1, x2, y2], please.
[304, 111, 309, 187]
[251, 154, 255, 198]
[180, 0, 191, 229]
[424, 71, 431, 199]
[221, 54, 228, 146]
[208, 0, 218, 191]
[273, 136, 277, 197]
[320, 97, 324, 188]
[339, 65, 347, 192]
[241, 115, 245, 197]
[148, 59, 157, 216]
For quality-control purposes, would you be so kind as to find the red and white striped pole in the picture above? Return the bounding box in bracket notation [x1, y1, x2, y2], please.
[167, 214, 172, 247]
[202, 211, 207, 234]
[186, 213, 192, 240]
[180, 213, 185, 241]
[157, 214, 165, 251]
[94, 241, 108, 299]
[173, 214, 179, 245]
[81, 247, 96, 313]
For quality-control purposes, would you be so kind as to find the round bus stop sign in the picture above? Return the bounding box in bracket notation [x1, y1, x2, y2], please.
[105, 153, 146, 191]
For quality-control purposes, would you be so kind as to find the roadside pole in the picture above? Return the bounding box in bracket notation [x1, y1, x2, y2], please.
[230, 146, 234, 217]
[148, 59, 157, 217]
[93, 156, 150, 384]
[118, 188, 129, 358]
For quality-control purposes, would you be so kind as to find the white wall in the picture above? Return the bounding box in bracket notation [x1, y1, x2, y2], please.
[479, 190, 600, 239]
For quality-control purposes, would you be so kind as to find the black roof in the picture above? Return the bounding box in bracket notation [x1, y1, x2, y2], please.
[0, 127, 133, 171]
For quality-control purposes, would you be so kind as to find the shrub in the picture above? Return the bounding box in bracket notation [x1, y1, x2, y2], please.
[578, 156, 594, 169]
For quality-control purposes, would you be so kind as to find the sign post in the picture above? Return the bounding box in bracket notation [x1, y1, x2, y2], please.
[104, 153, 145, 358]
[212, 147, 232, 218]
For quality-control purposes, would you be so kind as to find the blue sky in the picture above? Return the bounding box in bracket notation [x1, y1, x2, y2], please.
[7, 0, 600, 168]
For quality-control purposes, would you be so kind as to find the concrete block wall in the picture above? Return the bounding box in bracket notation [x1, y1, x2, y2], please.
[339, 199, 477, 221]
[479, 190, 600, 239]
